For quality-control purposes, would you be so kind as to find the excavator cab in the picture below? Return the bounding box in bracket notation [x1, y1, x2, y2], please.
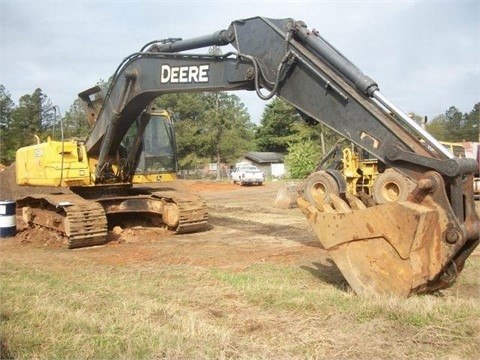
[121, 109, 178, 184]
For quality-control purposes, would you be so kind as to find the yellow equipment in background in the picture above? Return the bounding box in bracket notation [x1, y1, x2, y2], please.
[16, 109, 178, 188]
[340, 147, 379, 197]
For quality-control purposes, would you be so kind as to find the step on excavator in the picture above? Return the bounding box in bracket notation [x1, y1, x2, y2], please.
[15, 17, 479, 297]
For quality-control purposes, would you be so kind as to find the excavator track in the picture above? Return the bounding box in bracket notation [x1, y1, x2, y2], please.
[17, 194, 108, 249]
[151, 190, 208, 233]
[17, 189, 207, 249]
[75, 186, 208, 235]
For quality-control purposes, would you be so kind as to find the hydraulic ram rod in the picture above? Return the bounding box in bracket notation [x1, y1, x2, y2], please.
[372, 91, 453, 159]
[152, 30, 231, 53]
[294, 22, 453, 160]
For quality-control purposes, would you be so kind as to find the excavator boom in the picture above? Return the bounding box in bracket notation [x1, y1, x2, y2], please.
[81, 16, 479, 296]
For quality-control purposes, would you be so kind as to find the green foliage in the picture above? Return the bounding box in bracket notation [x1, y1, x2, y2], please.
[0, 85, 16, 164]
[425, 115, 447, 140]
[256, 97, 341, 179]
[432, 103, 480, 142]
[1, 76, 478, 175]
[62, 99, 91, 140]
[0, 85, 93, 165]
[255, 98, 300, 152]
[256, 97, 341, 153]
[0, 87, 55, 165]
[284, 140, 321, 179]
[14, 88, 53, 139]
[155, 92, 255, 171]
[464, 103, 480, 141]
[150, 46, 256, 174]
[202, 92, 255, 163]
[443, 106, 465, 141]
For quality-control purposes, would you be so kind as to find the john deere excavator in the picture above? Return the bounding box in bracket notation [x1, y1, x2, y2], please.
[15, 17, 479, 297]
[16, 107, 208, 248]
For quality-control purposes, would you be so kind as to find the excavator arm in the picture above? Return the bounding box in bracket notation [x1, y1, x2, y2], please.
[83, 52, 254, 170]
[83, 16, 479, 297]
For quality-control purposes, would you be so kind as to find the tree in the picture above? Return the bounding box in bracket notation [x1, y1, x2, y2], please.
[62, 99, 91, 140]
[0, 85, 16, 164]
[10, 88, 53, 147]
[425, 115, 447, 140]
[256, 97, 342, 152]
[200, 92, 254, 178]
[255, 97, 342, 180]
[439, 104, 479, 142]
[155, 92, 255, 176]
[424, 103, 479, 142]
[0, 88, 54, 164]
[155, 92, 213, 169]
[464, 102, 479, 141]
[443, 106, 465, 141]
[255, 98, 300, 152]
[284, 139, 321, 179]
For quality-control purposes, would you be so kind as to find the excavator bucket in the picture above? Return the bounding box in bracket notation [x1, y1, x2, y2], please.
[298, 170, 479, 297]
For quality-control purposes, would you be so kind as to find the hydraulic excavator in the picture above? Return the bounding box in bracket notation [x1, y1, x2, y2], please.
[16, 107, 208, 247]
[15, 17, 479, 297]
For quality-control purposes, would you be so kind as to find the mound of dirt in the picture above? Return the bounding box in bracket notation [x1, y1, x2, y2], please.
[273, 182, 299, 209]
[0, 163, 22, 200]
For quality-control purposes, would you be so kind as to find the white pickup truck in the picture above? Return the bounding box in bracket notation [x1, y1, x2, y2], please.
[231, 165, 264, 186]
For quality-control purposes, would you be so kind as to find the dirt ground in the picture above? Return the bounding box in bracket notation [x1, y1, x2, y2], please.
[4, 182, 324, 265]
[0, 170, 328, 273]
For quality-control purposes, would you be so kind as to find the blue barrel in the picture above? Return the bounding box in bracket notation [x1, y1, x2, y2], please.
[0, 200, 16, 238]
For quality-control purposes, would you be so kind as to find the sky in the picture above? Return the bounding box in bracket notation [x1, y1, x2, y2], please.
[1, 0, 479, 125]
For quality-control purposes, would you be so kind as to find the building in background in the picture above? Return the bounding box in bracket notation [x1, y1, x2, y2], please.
[236, 152, 285, 179]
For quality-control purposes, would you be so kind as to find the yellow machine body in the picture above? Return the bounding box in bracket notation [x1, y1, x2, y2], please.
[16, 138, 92, 187]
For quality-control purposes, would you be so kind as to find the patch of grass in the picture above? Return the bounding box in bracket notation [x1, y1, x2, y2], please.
[0, 261, 235, 359]
[212, 264, 348, 312]
[1, 251, 479, 359]
[212, 263, 480, 358]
